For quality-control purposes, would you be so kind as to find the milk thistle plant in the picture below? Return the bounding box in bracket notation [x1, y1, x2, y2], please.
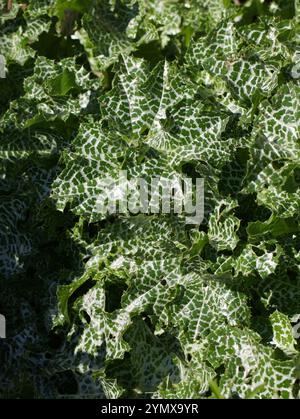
[0, 0, 300, 399]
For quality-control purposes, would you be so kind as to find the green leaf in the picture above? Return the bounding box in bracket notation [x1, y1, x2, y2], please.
[270, 310, 298, 356]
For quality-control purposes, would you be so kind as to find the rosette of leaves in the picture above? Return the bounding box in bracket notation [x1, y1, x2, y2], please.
[1, 0, 300, 400]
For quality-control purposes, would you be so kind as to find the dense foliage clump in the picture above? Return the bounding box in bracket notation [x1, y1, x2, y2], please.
[0, 0, 300, 399]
